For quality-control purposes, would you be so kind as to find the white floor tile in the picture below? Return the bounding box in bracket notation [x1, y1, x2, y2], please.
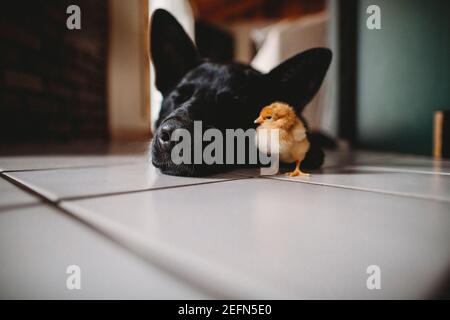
[0, 176, 39, 209]
[322, 150, 395, 168]
[62, 179, 450, 299]
[0, 153, 147, 172]
[0, 205, 208, 299]
[271, 167, 450, 202]
[346, 156, 450, 175]
[5, 163, 239, 201]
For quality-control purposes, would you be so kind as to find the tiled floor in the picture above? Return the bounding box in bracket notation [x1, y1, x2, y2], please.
[1, 144, 450, 299]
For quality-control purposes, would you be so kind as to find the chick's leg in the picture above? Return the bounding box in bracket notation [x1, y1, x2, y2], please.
[286, 159, 309, 177]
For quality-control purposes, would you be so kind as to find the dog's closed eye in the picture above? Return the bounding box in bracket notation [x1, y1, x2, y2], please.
[216, 91, 240, 104]
[175, 85, 195, 103]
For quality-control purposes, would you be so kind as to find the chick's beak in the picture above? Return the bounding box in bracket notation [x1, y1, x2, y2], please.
[254, 116, 263, 124]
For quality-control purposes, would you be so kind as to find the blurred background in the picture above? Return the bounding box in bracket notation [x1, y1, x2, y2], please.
[0, 0, 449, 157]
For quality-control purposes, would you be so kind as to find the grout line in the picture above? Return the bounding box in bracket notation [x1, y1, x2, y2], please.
[58, 177, 248, 202]
[2, 173, 60, 202]
[0, 173, 59, 207]
[321, 156, 395, 168]
[260, 175, 450, 204]
[3, 170, 246, 203]
[223, 156, 400, 178]
[0, 202, 43, 214]
[345, 165, 450, 176]
[4, 165, 247, 203]
[2, 161, 149, 174]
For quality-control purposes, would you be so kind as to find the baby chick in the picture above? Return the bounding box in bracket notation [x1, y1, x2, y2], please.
[254, 102, 310, 177]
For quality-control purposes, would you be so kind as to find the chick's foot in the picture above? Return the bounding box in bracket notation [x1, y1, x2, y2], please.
[286, 169, 309, 177]
[286, 160, 309, 177]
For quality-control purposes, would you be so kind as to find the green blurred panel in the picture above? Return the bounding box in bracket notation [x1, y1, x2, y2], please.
[357, 0, 450, 155]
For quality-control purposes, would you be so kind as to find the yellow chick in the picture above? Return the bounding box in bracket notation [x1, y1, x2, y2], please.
[254, 102, 310, 177]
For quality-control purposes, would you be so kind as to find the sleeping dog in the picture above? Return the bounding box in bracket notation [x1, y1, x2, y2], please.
[150, 9, 332, 176]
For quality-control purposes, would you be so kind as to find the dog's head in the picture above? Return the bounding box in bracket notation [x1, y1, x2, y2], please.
[151, 9, 332, 176]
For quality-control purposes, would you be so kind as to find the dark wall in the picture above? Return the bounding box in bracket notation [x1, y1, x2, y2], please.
[0, 0, 109, 144]
[356, 0, 450, 155]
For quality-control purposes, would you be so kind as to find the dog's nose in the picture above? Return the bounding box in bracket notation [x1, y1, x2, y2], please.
[157, 123, 174, 150]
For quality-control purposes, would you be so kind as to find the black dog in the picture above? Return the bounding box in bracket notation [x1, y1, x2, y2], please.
[150, 9, 332, 176]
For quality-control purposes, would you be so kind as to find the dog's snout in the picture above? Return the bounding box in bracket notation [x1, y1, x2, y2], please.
[157, 123, 175, 150]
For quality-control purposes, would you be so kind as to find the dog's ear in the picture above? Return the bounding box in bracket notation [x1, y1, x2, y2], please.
[265, 48, 332, 113]
[151, 9, 200, 95]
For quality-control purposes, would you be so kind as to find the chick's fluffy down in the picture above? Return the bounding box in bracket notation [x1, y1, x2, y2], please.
[255, 102, 310, 164]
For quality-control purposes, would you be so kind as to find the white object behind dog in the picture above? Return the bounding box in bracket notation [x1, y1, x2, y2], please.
[149, 0, 195, 132]
[251, 13, 330, 132]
